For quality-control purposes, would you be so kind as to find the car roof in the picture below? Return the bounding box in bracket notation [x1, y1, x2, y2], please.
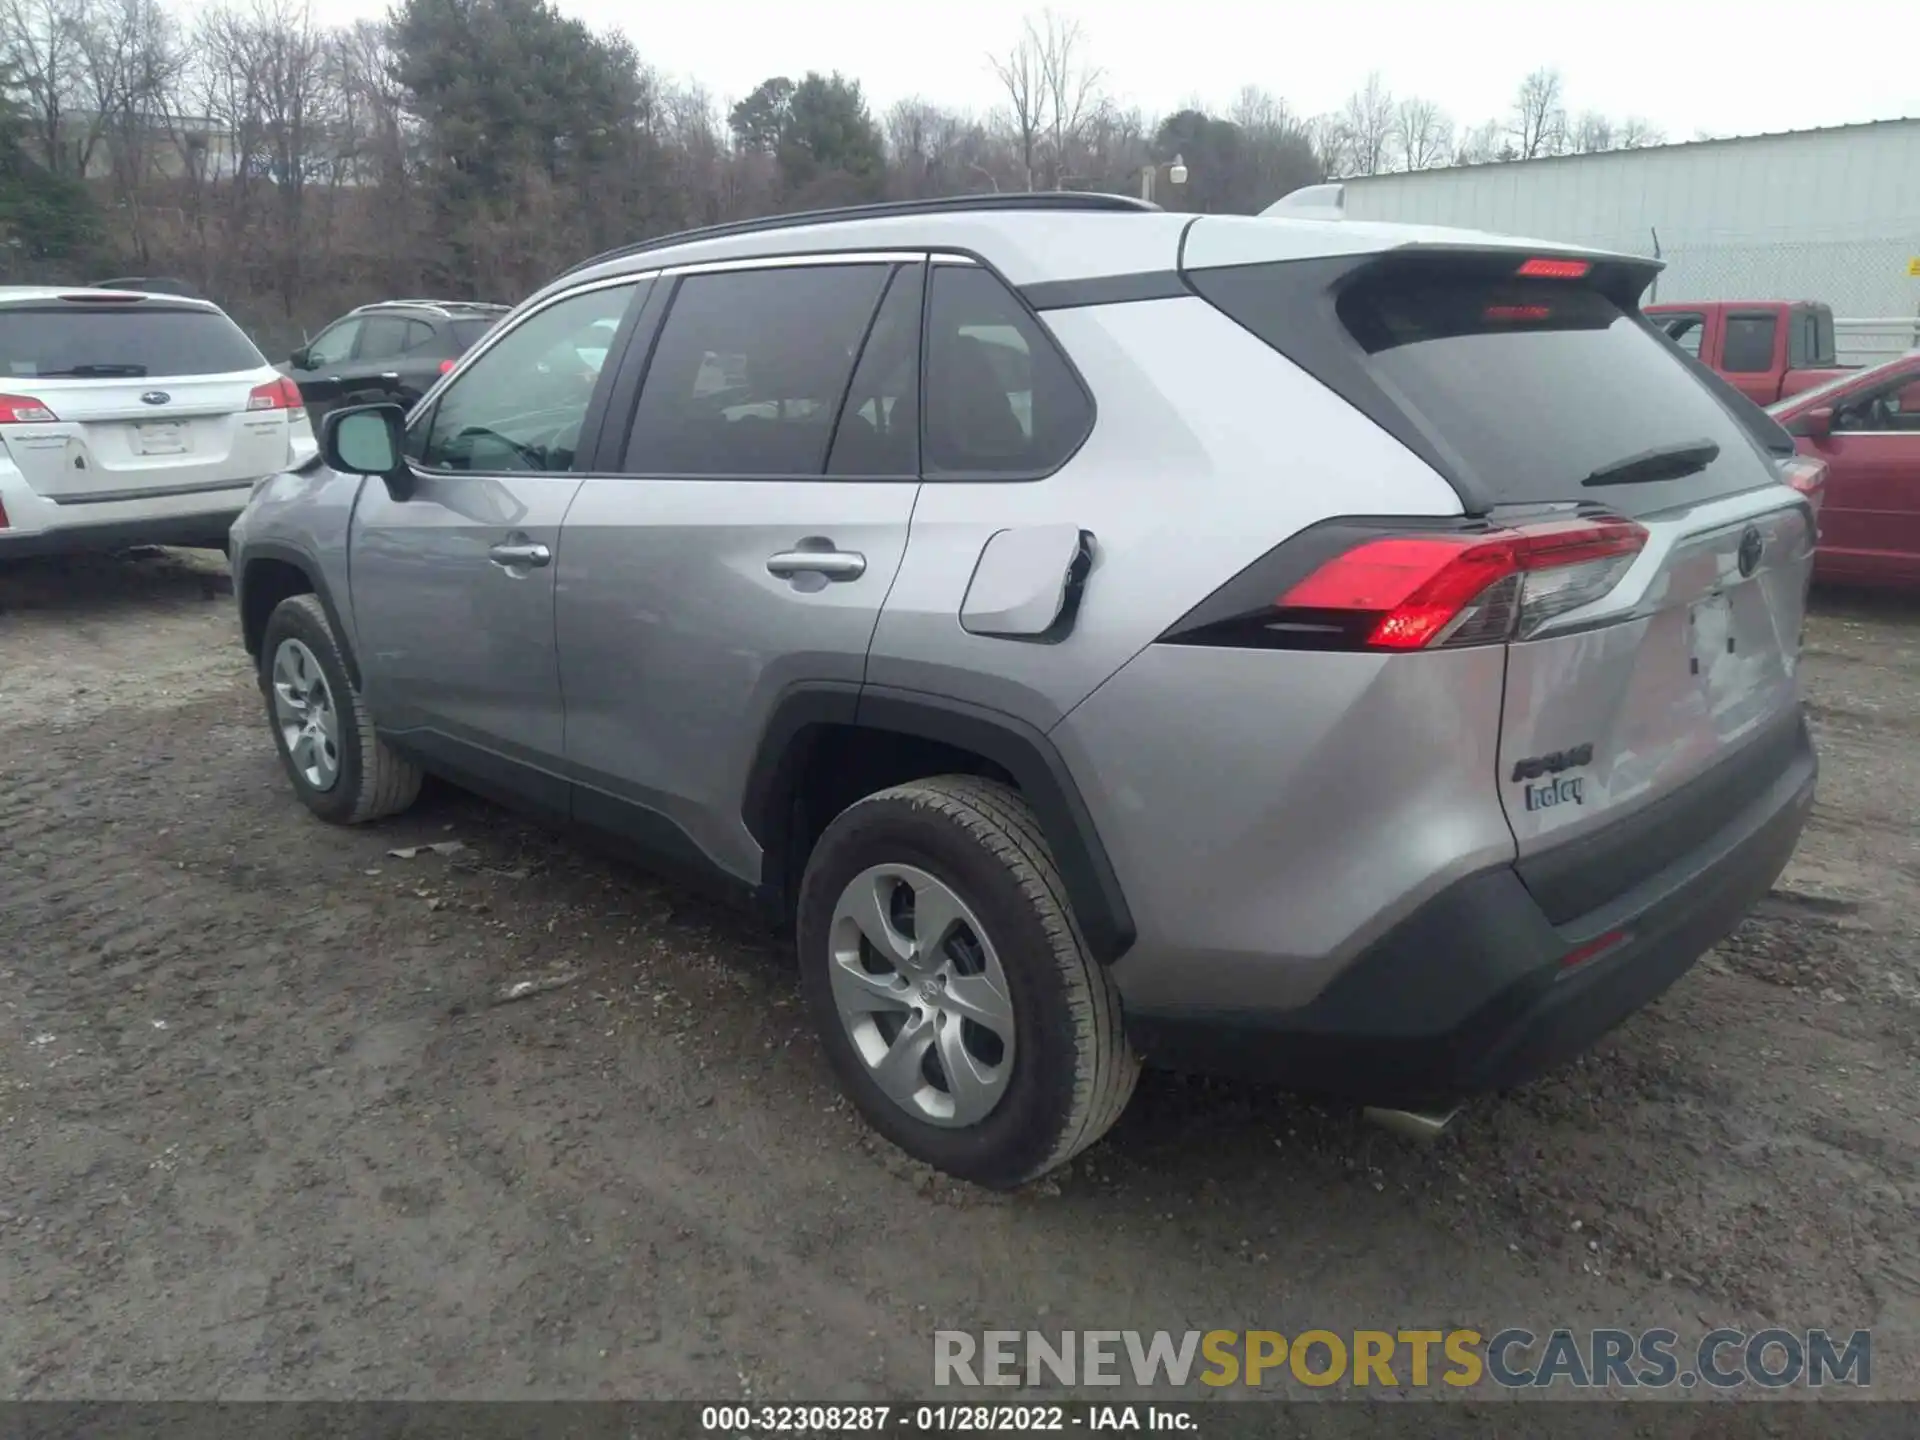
[0, 284, 222, 313]
[539, 192, 1648, 312]
[349, 300, 511, 320]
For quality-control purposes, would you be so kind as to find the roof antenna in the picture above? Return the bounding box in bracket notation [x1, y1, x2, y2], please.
[1261, 183, 1346, 220]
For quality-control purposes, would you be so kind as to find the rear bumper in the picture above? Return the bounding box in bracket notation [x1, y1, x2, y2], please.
[0, 506, 242, 556]
[1124, 711, 1817, 1106]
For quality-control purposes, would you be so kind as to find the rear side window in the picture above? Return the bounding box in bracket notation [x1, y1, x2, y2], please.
[1721, 313, 1777, 373]
[0, 304, 265, 378]
[450, 318, 498, 350]
[1320, 272, 1775, 516]
[826, 264, 922, 477]
[624, 265, 890, 477]
[923, 264, 1090, 478]
[357, 315, 415, 359]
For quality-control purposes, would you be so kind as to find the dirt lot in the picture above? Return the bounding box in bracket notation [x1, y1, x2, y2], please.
[1, 548, 1916, 1404]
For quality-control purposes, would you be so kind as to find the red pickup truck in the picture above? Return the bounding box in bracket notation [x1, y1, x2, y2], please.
[1644, 300, 1853, 405]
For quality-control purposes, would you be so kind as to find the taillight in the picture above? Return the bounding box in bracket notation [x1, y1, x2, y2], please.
[0, 496, 9, 529]
[248, 377, 304, 412]
[1778, 454, 1827, 515]
[1163, 516, 1649, 653]
[1516, 257, 1591, 280]
[439, 359, 456, 374]
[0, 394, 58, 424]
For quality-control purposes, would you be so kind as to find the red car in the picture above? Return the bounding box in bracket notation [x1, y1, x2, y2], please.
[1769, 351, 1920, 591]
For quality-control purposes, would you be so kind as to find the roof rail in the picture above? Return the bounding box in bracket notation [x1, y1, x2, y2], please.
[557, 191, 1160, 281]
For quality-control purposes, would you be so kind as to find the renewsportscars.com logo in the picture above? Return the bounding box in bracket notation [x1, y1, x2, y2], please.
[933, 1328, 1871, 1392]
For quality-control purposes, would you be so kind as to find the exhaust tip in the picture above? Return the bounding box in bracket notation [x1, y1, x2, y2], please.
[1362, 1105, 1459, 1142]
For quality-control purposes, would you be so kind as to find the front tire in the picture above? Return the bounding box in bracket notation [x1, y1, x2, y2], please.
[797, 776, 1139, 1189]
[260, 593, 422, 825]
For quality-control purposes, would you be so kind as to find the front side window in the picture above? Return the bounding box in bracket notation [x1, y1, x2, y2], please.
[305, 319, 360, 368]
[1836, 372, 1920, 433]
[414, 282, 637, 474]
[923, 264, 1091, 478]
[622, 264, 891, 477]
[1660, 313, 1706, 358]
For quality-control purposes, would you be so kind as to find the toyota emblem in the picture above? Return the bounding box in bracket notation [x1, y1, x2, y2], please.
[139, 390, 170, 406]
[1736, 526, 1764, 578]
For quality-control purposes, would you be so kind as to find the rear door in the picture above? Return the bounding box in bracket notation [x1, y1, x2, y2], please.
[557, 255, 922, 882]
[1804, 366, 1920, 584]
[0, 297, 289, 502]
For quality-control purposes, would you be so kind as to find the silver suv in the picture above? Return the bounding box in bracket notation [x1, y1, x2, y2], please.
[230, 192, 1820, 1189]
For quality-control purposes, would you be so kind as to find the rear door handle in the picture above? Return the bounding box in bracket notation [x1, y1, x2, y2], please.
[767, 550, 865, 581]
[489, 542, 551, 569]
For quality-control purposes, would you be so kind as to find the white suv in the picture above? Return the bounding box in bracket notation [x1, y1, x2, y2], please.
[0, 285, 315, 557]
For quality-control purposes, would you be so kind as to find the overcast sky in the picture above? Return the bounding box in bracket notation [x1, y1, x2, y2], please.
[325, 0, 1914, 144]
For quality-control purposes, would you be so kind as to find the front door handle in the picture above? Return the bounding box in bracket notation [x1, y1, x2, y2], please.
[489, 542, 551, 569]
[767, 549, 865, 581]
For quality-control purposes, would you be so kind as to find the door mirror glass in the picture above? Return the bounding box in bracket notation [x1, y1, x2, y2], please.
[290, 347, 312, 370]
[324, 404, 406, 477]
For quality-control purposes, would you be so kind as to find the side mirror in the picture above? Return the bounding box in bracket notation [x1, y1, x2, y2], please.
[1803, 406, 1833, 438]
[321, 403, 412, 498]
[290, 347, 312, 371]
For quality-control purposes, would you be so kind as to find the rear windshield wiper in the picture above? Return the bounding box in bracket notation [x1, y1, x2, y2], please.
[1583, 439, 1720, 488]
[35, 363, 150, 377]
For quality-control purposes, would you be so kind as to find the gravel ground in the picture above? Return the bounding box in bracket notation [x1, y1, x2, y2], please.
[1, 548, 1915, 1404]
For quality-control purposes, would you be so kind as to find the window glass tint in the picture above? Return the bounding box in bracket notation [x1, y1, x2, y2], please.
[0, 305, 267, 378]
[1332, 276, 1774, 516]
[1837, 373, 1920, 433]
[400, 320, 436, 354]
[624, 265, 889, 476]
[923, 264, 1089, 477]
[450, 318, 498, 350]
[356, 315, 412, 359]
[826, 264, 922, 477]
[416, 282, 636, 473]
[305, 319, 359, 368]
[1721, 313, 1776, 373]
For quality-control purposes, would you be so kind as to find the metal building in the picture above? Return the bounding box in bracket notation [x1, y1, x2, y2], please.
[1339, 119, 1920, 359]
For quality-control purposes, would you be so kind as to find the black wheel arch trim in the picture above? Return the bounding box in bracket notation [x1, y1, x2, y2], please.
[237, 539, 361, 690]
[742, 682, 1137, 964]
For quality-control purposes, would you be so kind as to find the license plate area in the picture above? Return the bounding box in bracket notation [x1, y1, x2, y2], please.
[1687, 590, 1732, 677]
[132, 421, 189, 456]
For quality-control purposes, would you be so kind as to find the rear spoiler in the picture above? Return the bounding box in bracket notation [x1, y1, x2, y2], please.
[88, 275, 200, 298]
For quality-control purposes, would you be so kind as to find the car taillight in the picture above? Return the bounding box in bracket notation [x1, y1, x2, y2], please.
[1778, 454, 1827, 515]
[0, 393, 58, 423]
[1163, 516, 1649, 653]
[439, 359, 456, 374]
[248, 377, 304, 411]
[0, 497, 9, 529]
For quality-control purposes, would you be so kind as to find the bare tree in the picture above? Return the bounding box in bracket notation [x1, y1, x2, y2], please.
[1, 0, 93, 173]
[1454, 117, 1509, 166]
[1511, 67, 1566, 159]
[1617, 116, 1664, 149]
[1392, 95, 1451, 170]
[1338, 70, 1394, 175]
[988, 10, 1102, 190]
[1570, 110, 1613, 154]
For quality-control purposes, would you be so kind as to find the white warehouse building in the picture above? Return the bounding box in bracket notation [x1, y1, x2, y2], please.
[1338, 118, 1920, 360]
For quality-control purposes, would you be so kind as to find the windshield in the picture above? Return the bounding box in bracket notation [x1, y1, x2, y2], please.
[0, 305, 265, 378]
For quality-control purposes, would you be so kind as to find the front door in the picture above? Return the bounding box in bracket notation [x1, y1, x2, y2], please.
[1810, 370, 1920, 587]
[557, 257, 925, 883]
[347, 278, 644, 815]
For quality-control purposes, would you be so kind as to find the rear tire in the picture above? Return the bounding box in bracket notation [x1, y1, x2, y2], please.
[259, 593, 421, 825]
[797, 776, 1138, 1189]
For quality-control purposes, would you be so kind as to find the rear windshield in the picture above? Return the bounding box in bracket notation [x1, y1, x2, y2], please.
[1191, 260, 1777, 519]
[1334, 278, 1774, 516]
[0, 304, 265, 378]
[450, 318, 500, 349]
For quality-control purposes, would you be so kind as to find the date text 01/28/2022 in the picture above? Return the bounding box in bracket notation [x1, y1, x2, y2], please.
[700, 1404, 1193, 1432]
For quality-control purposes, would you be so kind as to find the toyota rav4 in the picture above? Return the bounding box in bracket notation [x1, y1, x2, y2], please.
[229, 192, 1820, 1188]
